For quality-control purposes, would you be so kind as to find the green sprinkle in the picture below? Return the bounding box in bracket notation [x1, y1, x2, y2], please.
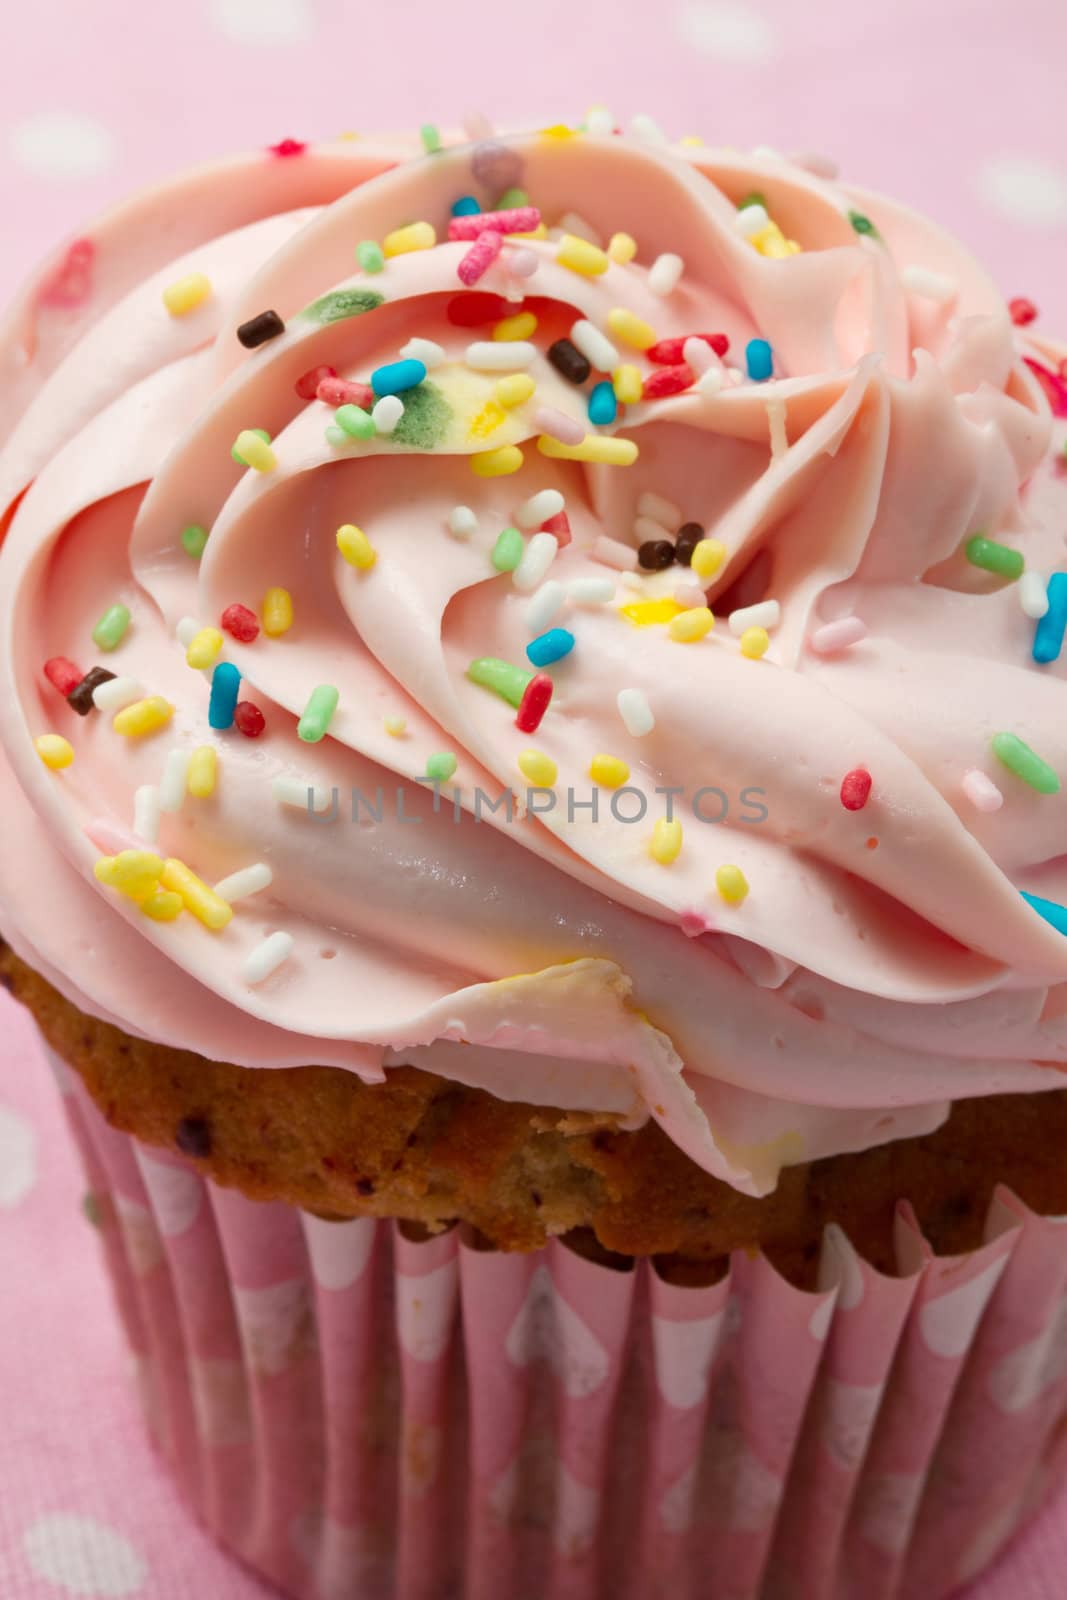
[335, 404, 375, 439]
[391, 381, 451, 449]
[491, 526, 524, 572]
[231, 427, 270, 465]
[180, 523, 209, 559]
[496, 186, 529, 208]
[738, 190, 767, 212]
[92, 603, 131, 652]
[300, 287, 385, 325]
[848, 209, 880, 239]
[298, 685, 340, 744]
[356, 240, 385, 274]
[466, 656, 534, 708]
[420, 124, 442, 154]
[991, 732, 1060, 794]
[965, 536, 1024, 581]
[425, 751, 457, 782]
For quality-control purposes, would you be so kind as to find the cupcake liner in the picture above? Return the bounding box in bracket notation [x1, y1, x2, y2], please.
[45, 1042, 1067, 1600]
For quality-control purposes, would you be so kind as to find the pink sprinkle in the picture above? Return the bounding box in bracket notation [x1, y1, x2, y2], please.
[268, 138, 306, 158]
[505, 247, 540, 279]
[680, 911, 710, 938]
[84, 818, 146, 856]
[809, 617, 866, 655]
[449, 207, 541, 241]
[962, 770, 1004, 814]
[593, 535, 638, 572]
[462, 112, 494, 141]
[39, 238, 94, 310]
[534, 406, 585, 445]
[458, 230, 503, 286]
[317, 376, 375, 409]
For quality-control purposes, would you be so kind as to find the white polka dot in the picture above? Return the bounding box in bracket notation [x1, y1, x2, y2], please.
[676, 1, 778, 63]
[208, 0, 314, 45]
[8, 113, 116, 178]
[977, 156, 1067, 227]
[23, 1515, 146, 1597]
[0, 1104, 36, 1208]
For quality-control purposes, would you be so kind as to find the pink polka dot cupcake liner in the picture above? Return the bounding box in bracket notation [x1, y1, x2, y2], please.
[45, 1044, 1067, 1599]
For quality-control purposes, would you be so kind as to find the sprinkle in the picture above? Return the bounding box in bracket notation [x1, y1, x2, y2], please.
[691, 538, 727, 579]
[159, 858, 233, 929]
[319, 377, 375, 409]
[35, 734, 73, 769]
[901, 267, 957, 303]
[568, 577, 615, 604]
[548, 339, 592, 385]
[504, 247, 540, 279]
[682, 338, 718, 377]
[735, 204, 770, 238]
[1009, 297, 1038, 326]
[527, 628, 575, 667]
[696, 367, 726, 397]
[451, 196, 480, 217]
[991, 732, 1059, 794]
[606, 309, 657, 350]
[740, 626, 770, 659]
[237, 309, 284, 348]
[568, 322, 618, 376]
[715, 865, 749, 904]
[746, 340, 774, 382]
[208, 663, 240, 730]
[472, 445, 524, 476]
[336, 523, 377, 570]
[729, 600, 780, 636]
[272, 777, 334, 813]
[607, 233, 637, 264]
[467, 657, 534, 708]
[214, 862, 272, 904]
[848, 210, 879, 238]
[1032, 573, 1067, 662]
[298, 685, 340, 744]
[1020, 572, 1049, 620]
[159, 748, 190, 813]
[44, 657, 84, 697]
[369, 395, 402, 435]
[243, 931, 294, 985]
[140, 891, 185, 921]
[513, 532, 558, 593]
[622, 598, 682, 626]
[301, 288, 384, 325]
[630, 113, 668, 145]
[181, 523, 209, 558]
[612, 365, 643, 404]
[467, 399, 507, 439]
[590, 754, 629, 788]
[533, 406, 585, 445]
[356, 240, 385, 273]
[538, 434, 638, 466]
[92, 604, 131, 652]
[669, 607, 715, 642]
[383, 221, 436, 257]
[232, 429, 276, 472]
[642, 365, 693, 400]
[458, 229, 504, 285]
[617, 688, 655, 737]
[648, 253, 684, 296]
[186, 627, 224, 669]
[114, 697, 174, 738]
[384, 717, 407, 737]
[371, 358, 427, 398]
[495, 373, 536, 408]
[133, 785, 161, 841]
[92, 675, 143, 713]
[544, 513, 574, 551]
[234, 701, 266, 738]
[262, 588, 294, 636]
[516, 672, 553, 731]
[638, 539, 675, 571]
[425, 752, 458, 782]
[650, 817, 683, 864]
[965, 535, 1024, 581]
[94, 850, 165, 901]
[1021, 890, 1067, 936]
[466, 339, 537, 371]
[269, 138, 306, 157]
[556, 235, 610, 276]
[162, 273, 211, 316]
[593, 535, 638, 571]
[448, 208, 540, 240]
[515, 489, 564, 530]
[524, 581, 565, 633]
[962, 769, 1003, 813]
[585, 105, 614, 136]
[652, 335, 729, 368]
[220, 604, 259, 643]
[400, 337, 445, 368]
[588, 381, 618, 425]
[518, 750, 557, 787]
[840, 768, 873, 810]
[496, 187, 529, 209]
[66, 667, 114, 715]
[187, 747, 217, 799]
[447, 292, 510, 326]
[447, 506, 477, 540]
[420, 123, 442, 154]
[810, 617, 866, 654]
[674, 578, 705, 609]
[494, 311, 537, 341]
[492, 526, 525, 572]
[176, 616, 202, 647]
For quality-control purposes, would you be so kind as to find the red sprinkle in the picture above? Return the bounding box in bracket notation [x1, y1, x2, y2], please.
[220, 604, 260, 644]
[268, 138, 306, 158]
[38, 238, 94, 310]
[515, 673, 553, 734]
[448, 207, 540, 241]
[234, 702, 266, 738]
[295, 364, 336, 400]
[648, 333, 729, 364]
[317, 376, 375, 409]
[642, 364, 694, 400]
[1009, 297, 1038, 326]
[541, 510, 572, 548]
[446, 292, 511, 327]
[840, 768, 873, 811]
[44, 657, 84, 697]
[1023, 356, 1067, 419]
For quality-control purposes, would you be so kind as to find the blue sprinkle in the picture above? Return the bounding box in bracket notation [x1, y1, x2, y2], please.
[451, 195, 481, 217]
[746, 338, 774, 382]
[587, 380, 617, 426]
[1032, 572, 1067, 664]
[1022, 889, 1067, 936]
[208, 661, 240, 730]
[526, 628, 575, 668]
[370, 358, 427, 397]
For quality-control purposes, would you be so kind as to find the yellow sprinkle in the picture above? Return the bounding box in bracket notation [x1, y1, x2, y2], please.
[509, 222, 548, 240]
[113, 696, 174, 738]
[233, 429, 276, 473]
[668, 607, 715, 643]
[383, 716, 407, 738]
[650, 817, 683, 865]
[606, 308, 657, 350]
[540, 124, 579, 140]
[186, 627, 223, 669]
[557, 234, 610, 276]
[740, 626, 770, 659]
[680, 135, 705, 147]
[262, 587, 294, 637]
[716, 864, 749, 904]
[471, 445, 524, 477]
[336, 523, 377, 570]
[612, 364, 643, 404]
[493, 311, 537, 341]
[468, 399, 507, 440]
[607, 232, 637, 265]
[162, 273, 212, 317]
[139, 889, 184, 922]
[94, 850, 165, 902]
[589, 753, 630, 789]
[753, 225, 795, 261]
[383, 221, 436, 257]
[187, 745, 217, 799]
[537, 434, 638, 466]
[518, 750, 558, 787]
[35, 734, 73, 770]
[494, 373, 536, 409]
[160, 858, 233, 931]
[690, 538, 727, 579]
[620, 598, 683, 627]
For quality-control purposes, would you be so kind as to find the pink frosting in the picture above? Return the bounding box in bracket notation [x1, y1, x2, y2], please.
[1, 127, 1066, 1199]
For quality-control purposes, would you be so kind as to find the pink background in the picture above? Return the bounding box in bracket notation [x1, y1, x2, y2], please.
[1, 0, 1066, 1594]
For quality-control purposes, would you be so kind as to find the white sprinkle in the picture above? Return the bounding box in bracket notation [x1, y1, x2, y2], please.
[735, 203, 770, 238]
[465, 339, 537, 371]
[630, 113, 668, 146]
[753, 144, 784, 162]
[901, 266, 958, 304]
[558, 211, 603, 247]
[674, 579, 706, 610]
[570, 319, 620, 372]
[158, 748, 190, 813]
[214, 862, 273, 902]
[617, 688, 655, 737]
[176, 616, 200, 648]
[810, 616, 866, 654]
[1020, 571, 1049, 619]
[515, 487, 564, 529]
[400, 337, 445, 368]
[505, 247, 539, 279]
[593, 534, 638, 572]
[525, 579, 566, 632]
[372, 395, 404, 434]
[271, 776, 334, 813]
[243, 930, 294, 985]
[619, 570, 645, 590]
[513, 532, 558, 592]
[729, 600, 781, 636]
[566, 577, 615, 604]
[637, 491, 682, 531]
[962, 770, 1004, 813]
[766, 397, 788, 457]
[447, 505, 477, 540]
[649, 253, 684, 296]
[633, 515, 674, 544]
[92, 675, 143, 712]
[696, 366, 726, 397]
[585, 105, 615, 137]
[683, 336, 719, 376]
[133, 785, 160, 844]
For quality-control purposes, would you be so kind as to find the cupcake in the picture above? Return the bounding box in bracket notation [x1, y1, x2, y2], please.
[2, 114, 1067, 1599]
